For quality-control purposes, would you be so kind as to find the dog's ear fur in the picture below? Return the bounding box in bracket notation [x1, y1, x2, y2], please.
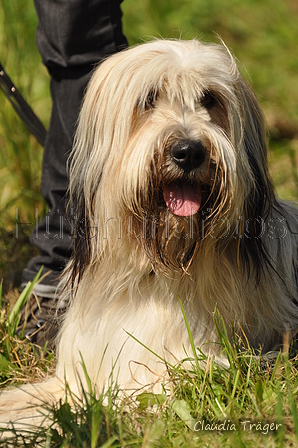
[66, 64, 107, 289]
[67, 192, 94, 289]
[66, 53, 128, 288]
[236, 79, 277, 284]
[238, 79, 273, 194]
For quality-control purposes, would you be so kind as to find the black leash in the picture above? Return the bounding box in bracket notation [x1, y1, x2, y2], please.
[0, 61, 47, 146]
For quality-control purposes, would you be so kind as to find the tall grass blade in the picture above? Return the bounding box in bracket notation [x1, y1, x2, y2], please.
[0, 279, 2, 309]
[178, 295, 200, 373]
[8, 266, 43, 335]
[124, 330, 173, 367]
[276, 383, 285, 447]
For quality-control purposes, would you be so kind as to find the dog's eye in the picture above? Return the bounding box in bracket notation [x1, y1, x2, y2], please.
[201, 92, 217, 109]
[144, 90, 158, 110]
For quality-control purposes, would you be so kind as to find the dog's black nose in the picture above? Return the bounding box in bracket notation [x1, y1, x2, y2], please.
[171, 140, 206, 171]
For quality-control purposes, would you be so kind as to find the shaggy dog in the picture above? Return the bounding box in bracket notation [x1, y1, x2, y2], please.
[1, 38, 298, 430]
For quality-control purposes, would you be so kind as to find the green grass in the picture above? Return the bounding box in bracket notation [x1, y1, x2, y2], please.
[0, 271, 55, 389]
[1, 294, 298, 446]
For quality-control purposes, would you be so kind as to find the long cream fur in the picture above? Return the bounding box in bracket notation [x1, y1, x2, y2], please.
[1, 38, 298, 433]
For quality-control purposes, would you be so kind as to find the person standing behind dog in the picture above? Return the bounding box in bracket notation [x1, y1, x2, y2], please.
[20, 0, 128, 346]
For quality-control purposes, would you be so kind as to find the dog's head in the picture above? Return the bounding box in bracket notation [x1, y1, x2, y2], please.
[69, 39, 275, 282]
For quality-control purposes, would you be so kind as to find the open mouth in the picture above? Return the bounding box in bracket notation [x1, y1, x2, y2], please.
[162, 181, 202, 217]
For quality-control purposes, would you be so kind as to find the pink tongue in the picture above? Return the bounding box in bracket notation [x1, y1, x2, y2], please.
[163, 182, 201, 216]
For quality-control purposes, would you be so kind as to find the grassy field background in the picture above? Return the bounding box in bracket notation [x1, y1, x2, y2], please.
[0, 0, 298, 446]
